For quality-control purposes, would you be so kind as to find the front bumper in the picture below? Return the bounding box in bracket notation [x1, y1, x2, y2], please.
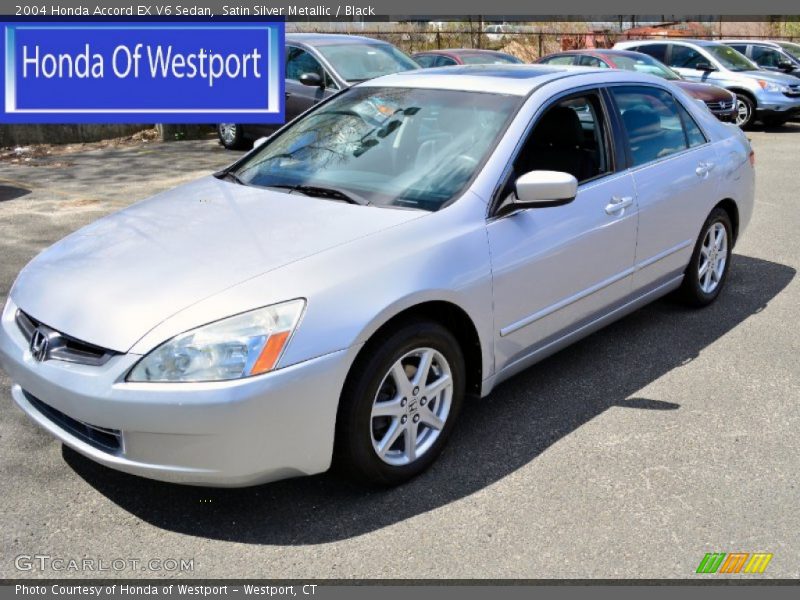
[755, 90, 800, 115]
[0, 298, 355, 487]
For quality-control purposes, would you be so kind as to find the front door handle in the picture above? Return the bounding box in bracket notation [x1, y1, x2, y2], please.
[696, 161, 715, 177]
[605, 195, 633, 215]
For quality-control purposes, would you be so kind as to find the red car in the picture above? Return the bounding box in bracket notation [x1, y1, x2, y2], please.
[537, 49, 738, 122]
[412, 48, 523, 67]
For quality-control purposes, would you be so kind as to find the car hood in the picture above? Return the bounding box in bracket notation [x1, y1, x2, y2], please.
[675, 80, 734, 102]
[12, 176, 424, 353]
[740, 70, 799, 84]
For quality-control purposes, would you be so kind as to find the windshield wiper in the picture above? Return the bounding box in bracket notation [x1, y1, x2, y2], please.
[216, 170, 247, 186]
[269, 184, 369, 206]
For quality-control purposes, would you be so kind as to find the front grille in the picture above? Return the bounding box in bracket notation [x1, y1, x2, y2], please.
[15, 310, 117, 366]
[24, 391, 122, 453]
[784, 85, 800, 98]
[705, 100, 734, 112]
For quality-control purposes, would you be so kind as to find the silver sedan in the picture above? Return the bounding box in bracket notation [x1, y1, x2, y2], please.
[0, 65, 755, 487]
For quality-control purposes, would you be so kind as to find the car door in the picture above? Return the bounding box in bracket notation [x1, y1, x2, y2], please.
[487, 89, 639, 372]
[284, 46, 338, 122]
[608, 85, 720, 292]
[667, 44, 718, 83]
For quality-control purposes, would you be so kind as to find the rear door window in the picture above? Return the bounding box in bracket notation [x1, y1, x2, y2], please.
[610, 86, 694, 167]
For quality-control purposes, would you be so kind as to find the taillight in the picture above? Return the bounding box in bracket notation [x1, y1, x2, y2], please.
[749, 149, 755, 167]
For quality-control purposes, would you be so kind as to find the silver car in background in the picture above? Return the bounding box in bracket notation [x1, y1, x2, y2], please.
[0, 65, 755, 487]
[615, 39, 800, 127]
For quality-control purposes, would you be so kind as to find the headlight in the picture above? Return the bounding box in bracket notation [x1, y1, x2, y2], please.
[757, 80, 783, 93]
[127, 299, 305, 382]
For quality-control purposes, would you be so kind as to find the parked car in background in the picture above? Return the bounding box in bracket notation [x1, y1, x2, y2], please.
[720, 40, 800, 79]
[615, 39, 800, 127]
[537, 49, 737, 122]
[413, 48, 523, 67]
[483, 23, 514, 45]
[217, 34, 419, 149]
[1, 65, 754, 487]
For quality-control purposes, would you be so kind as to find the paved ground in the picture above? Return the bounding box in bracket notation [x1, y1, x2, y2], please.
[0, 128, 798, 580]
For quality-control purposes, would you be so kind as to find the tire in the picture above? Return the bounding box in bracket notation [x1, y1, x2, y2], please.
[761, 115, 787, 128]
[334, 319, 466, 486]
[217, 123, 248, 150]
[734, 94, 755, 129]
[678, 208, 733, 307]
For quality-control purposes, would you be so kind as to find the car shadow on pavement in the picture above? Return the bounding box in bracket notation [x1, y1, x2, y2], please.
[64, 253, 795, 545]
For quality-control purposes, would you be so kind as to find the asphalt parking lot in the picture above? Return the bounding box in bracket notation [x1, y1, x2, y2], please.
[0, 127, 798, 579]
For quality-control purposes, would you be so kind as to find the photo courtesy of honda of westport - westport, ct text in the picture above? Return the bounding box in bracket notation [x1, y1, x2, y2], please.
[0, 1, 799, 599]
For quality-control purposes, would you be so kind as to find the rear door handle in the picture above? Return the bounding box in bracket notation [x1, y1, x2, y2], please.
[605, 195, 633, 215]
[696, 161, 715, 177]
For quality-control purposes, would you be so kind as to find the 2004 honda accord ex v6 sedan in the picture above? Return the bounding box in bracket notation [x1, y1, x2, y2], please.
[0, 65, 754, 487]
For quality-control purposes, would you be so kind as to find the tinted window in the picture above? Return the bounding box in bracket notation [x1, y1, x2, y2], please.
[751, 46, 785, 68]
[579, 55, 609, 68]
[612, 86, 692, 166]
[541, 55, 576, 65]
[435, 55, 458, 67]
[669, 45, 705, 69]
[286, 47, 323, 81]
[635, 44, 668, 63]
[676, 103, 707, 147]
[513, 92, 610, 184]
[414, 54, 437, 68]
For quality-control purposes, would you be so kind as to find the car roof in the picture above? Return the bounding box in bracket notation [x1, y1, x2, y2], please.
[359, 64, 664, 96]
[285, 33, 390, 47]
[621, 38, 721, 47]
[550, 49, 647, 59]
[413, 49, 512, 58]
[719, 39, 781, 47]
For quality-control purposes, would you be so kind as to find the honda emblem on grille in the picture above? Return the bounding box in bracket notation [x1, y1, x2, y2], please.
[29, 328, 49, 362]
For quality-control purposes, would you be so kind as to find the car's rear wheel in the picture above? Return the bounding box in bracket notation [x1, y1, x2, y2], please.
[335, 319, 465, 486]
[678, 208, 733, 307]
[734, 94, 755, 128]
[217, 123, 247, 150]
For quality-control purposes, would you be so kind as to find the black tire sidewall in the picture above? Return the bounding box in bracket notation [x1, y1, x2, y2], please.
[335, 320, 466, 486]
[683, 209, 733, 306]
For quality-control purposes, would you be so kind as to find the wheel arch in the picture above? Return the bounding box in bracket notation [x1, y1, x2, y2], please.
[714, 198, 740, 245]
[349, 299, 485, 398]
[728, 87, 757, 107]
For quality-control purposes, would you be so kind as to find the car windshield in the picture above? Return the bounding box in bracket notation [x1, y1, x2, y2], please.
[230, 87, 521, 211]
[611, 54, 681, 80]
[777, 42, 800, 62]
[707, 45, 757, 71]
[316, 44, 419, 82]
[460, 53, 522, 65]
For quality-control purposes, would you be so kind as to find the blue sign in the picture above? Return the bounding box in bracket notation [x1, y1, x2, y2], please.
[0, 22, 285, 123]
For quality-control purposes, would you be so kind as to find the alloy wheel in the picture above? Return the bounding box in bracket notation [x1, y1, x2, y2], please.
[735, 99, 750, 127]
[698, 222, 728, 294]
[370, 347, 453, 466]
[218, 123, 237, 144]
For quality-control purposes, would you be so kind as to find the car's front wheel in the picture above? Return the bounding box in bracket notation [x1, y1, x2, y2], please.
[734, 94, 755, 129]
[335, 319, 465, 486]
[678, 208, 733, 307]
[217, 123, 247, 150]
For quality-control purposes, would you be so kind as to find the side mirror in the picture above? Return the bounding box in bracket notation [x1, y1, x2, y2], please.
[778, 60, 795, 71]
[499, 171, 577, 216]
[299, 72, 324, 88]
[695, 61, 716, 72]
[253, 136, 269, 149]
